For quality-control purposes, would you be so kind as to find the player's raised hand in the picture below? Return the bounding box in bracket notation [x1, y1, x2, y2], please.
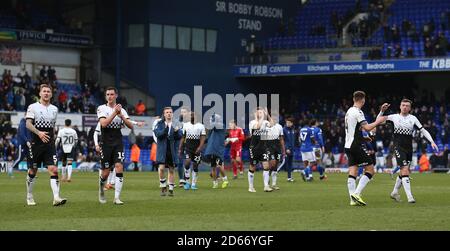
[375, 115, 387, 124]
[431, 142, 439, 152]
[38, 131, 50, 143]
[380, 103, 390, 112]
[114, 104, 122, 115]
[95, 145, 101, 153]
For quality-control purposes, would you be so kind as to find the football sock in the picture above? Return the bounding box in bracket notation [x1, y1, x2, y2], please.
[354, 172, 372, 195]
[67, 165, 72, 180]
[392, 175, 402, 194]
[115, 173, 123, 199]
[263, 170, 270, 187]
[26, 173, 36, 197]
[248, 170, 254, 188]
[271, 171, 277, 186]
[50, 175, 60, 200]
[347, 175, 356, 200]
[401, 175, 414, 201]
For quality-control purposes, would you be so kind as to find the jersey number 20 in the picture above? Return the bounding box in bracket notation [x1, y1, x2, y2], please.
[63, 136, 74, 145]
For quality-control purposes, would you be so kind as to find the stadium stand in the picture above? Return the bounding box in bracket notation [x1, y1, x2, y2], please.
[0, 3, 83, 34]
[262, 0, 450, 60]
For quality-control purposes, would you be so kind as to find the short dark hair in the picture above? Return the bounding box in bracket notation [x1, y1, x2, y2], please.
[65, 119, 71, 126]
[309, 119, 317, 126]
[163, 106, 172, 112]
[39, 83, 52, 91]
[401, 98, 413, 105]
[105, 86, 118, 94]
[286, 117, 295, 123]
[353, 91, 366, 102]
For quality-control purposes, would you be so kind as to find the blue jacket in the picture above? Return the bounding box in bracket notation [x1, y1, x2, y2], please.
[154, 119, 182, 164]
[204, 114, 225, 157]
[18, 118, 32, 147]
[204, 124, 226, 157]
[283, 126, 296, 152]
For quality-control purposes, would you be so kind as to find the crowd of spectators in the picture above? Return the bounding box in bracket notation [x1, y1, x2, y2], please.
[279, 89, 450, 160]
[1, 66, 150, 165]
[346, 0, 388, 42]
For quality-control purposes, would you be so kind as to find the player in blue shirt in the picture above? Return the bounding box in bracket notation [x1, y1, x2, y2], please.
[11, 117, 32, 176]
[299, 120, 316, 182]
[310, 119, 327, 180]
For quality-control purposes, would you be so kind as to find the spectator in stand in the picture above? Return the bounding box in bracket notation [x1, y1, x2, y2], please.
[386, 45, 392, 58]
[14, 90, 25, 111]
[391, 24, 401, 43]
[428, 18, 436, 34]
[135, 100, 146, 116]
[424, 37, 435, 57]
[394, 44, 402, 58]
[59, 100, 68, 113]
[383, 23, 392, 42]
[435, 32, 449, 56]
[408, 24, 420, 42]
[402, 19, 411, 35]
[58, 90, 68, 104]
[39, 65, 47, 80]
[47, 66, 56, 82]
[69, 95, 79, 113]
[406, 47, 414, 58]
[23, 71, 31, 87]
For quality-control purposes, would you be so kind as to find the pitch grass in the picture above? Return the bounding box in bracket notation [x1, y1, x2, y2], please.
[1, 171, 450, 230]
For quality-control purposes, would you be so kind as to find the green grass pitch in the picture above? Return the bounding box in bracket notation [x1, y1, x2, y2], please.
[1, 171, 450, 230]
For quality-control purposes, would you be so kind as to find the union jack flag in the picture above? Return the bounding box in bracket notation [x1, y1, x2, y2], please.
[0, 45, 22, 66]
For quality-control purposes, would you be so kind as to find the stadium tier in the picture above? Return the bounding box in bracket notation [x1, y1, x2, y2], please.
[263, 0, 450, 60]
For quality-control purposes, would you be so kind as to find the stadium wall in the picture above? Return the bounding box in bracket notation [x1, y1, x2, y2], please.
[100, 0, 297, 113]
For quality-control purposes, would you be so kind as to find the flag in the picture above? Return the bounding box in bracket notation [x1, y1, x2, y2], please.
[0, 45, 22, 66]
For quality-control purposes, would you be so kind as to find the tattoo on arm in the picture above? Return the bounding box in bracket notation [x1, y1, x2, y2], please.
[26, 119, 40, 135]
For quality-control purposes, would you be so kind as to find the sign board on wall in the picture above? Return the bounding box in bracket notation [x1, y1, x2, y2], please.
[234, 57, 450, 77]
[0, 29, 92, 46]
